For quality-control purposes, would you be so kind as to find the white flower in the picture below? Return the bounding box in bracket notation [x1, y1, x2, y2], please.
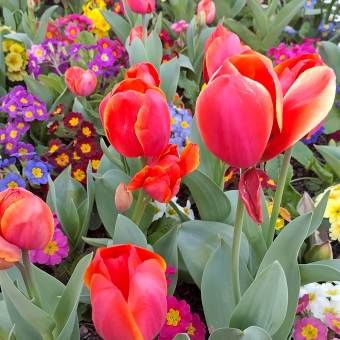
[312, 298, 340, 322]
[177, 200, 195, 220]
[322, 282, 340, 301]
[300, 283, 326, 315]
[151, 200, 166, 221]
[165, 197, 180, 220]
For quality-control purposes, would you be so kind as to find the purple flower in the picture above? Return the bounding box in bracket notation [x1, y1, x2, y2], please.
[0, 129, 6, 144]
[28, 44, 46, 61]
[88, 60, 103, 76]
[34, 106, 48, 121]
[4, 141, 16, 155]
[267, 43, 292, 64]
[284, 26, 296, 36]
[301, 126, 324, 145]
[13, 118, 30, 133]
[11, 142, 35, 161]
[25, 159, 49, 185]
[15, 92, 33, 107]
[22, 106, 36, 122]
[2, 100, 20, 118]
[5, 125, 21, 143]
[95, 48, 115, 67]
[0, 173, 25, 191]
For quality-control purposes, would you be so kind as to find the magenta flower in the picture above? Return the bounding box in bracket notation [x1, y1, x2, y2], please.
[170, 20, 189, 34]
[296, 294, 310, 314]
[158, 296, 192, 340]
[325, 313, 340, 335]
[65, 24, 80, 40]
[267, 43, 292, 64]
[30, 215, 69, 265]
[186, 313, 206, 340]
[165, 265, 176, 286]
[293, 317, 328, 340]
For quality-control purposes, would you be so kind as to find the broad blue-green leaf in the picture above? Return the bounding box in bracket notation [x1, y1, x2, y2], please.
[160, 57, 180, 102]
[229, 262, 288, 335]
[318, 41, 340, 82]
[231, 0, 248, 17]
[100, 10, 131, 44]
[307, 191, 330, 237]
[300, 260, 340, 285]
[0, 0, 16, 11]
[146, 30, 162, 72]
[178, 54, 195, 73]
[182, 170, 231, 223]
[113, 215, 147, 248]
[257, 214, 311, 340]
[122, 0, 136, 26]
[173, 334, 190, 340]
[69, 0, 83, 13]
[53, 253, 92, 340]
[34, 6, 58, 44]
[0, 299, 12, 334]
[315, 145, 340, 178]
[3, 8, 16, 31]
[209, 326, 272, 339]
[126, 35, 148, 66]
[83, 237, 112, 248]
[4, 32, 31, 50]
[186, 18, 195, 62]
[202, 239, 253, 330]
[178, 220, 249, 288]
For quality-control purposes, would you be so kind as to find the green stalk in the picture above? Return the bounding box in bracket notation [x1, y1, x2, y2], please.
[131, 189, 145, 224]
[266, 146, 293, 248]
[231, 174, 246, 305]
[134, 196, 151, 226]
[142, 14, 147, 45]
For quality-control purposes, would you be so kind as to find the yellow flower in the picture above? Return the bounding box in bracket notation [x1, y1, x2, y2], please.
[83, 2, 110, 38]
[0, 26, 15, 33]
[330, 222, 340, 241]
[2, 40, 14, 52]
[9, 43, 24, 54]
[275, 218, 285, 230]
[5, 52, 23, 71]
[267, 201, 291, 231]
[6, 70, 26, 82]
[324, 199, 340, 224]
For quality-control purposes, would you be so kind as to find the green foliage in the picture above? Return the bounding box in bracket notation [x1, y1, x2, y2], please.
[178, 71, 200, 110]
[209, 326, 272, 339]
[160, 57, 180, 102]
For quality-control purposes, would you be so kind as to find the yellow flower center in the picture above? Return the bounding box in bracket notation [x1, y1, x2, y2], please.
[9, 105, 16, 112]
[73, 169, 86, 182]
[6, 143, 13, 150]
[166, 309, 181, 326]
[44, 241, 58, 255]
[37, 109, 43, 116]
[82, 127, 92, 137]
[35, 49, 42, 56]
[326, 288, 339, 296]
[25, 111, 33, 118]
[309, 292, 316, 303]
[70, 29, 76, 35]
[10, 130, 17, 138]
[333, 319, 340, 329]
[155, 206, 160, 214]
[91, 159, 100, 170]
[18, 148, 28, 154]
[279, 54, 286, 60]
[187, 323, 196, 336]
[301, 324, 318, 340]
[81, 144, 91, 153]
[170, 117, 176, 125]
[33, 100, 41, 106]
[17, 122, 24, 129]
[20, 98, 28, 104]
[167, 208, 177, 216]
[46, 32, 53, 39]
[69, 117, 79, 126]
[181, 121, 189, 129]
[32, 167, 43, 178]
[101, 54, 109, 61]
[56, 153, 70, 167]
[0, 134, 5, 141]
[323, 306, 338, 316]
[92, 65, 99, 72]
[7, 181, 18, 188]
[183, 207, 191, 216]
[49, 145, 59, 153]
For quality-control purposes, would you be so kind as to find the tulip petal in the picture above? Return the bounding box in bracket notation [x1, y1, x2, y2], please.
[0, 236, 21, 270]
[178, 143, 200, 177]
[128, 259, 167, 340]
[196, 74, 274, 168]
[261, 66, 336, 161]
[91, 274, 144, 340]
[128, 166, 152, 192]
[239, 168, 263, 225]
[1, 196, 54, 250]
[135, 89, 171, 157]
[143, 176, 173, 203]
[126, 62, 161, 87]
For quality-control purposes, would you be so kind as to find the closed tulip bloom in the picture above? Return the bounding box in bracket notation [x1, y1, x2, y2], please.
[0, 188, 54, 250]
[125, 62, 160, 87]
[124, 0, 155, 14]
[0, 236, 21, 270]
[197, 0, 216, 24]
[65, 66, 97, 97]
[99, 78, 170, 158]
[115, 182, 133, 212]
[129, 26, 144, 45]
[128, 143, 199, 203]
[84, 244, 167, 340]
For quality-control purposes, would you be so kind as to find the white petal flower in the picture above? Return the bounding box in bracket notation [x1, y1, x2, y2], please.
[177, 200, 195, 220]
[151, 200, 167, 221]
[312, 298, 340, 322]
[322, 282, 340, 301]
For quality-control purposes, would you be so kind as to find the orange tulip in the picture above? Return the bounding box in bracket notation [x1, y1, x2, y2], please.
[128, 143, 199, 203]
[197, 0, 216, 24]
[84, 244, 167, 340]
[0, 236, 21, 270]
[124, 0, 155, 14]
[99, 78, 170, 158]
[0, 188, 54, 251]
[65, 66, 97, 97]
[125, 62, 160, 87]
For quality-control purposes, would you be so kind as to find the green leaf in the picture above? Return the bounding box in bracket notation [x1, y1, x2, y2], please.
[186, 18, 195, 62]
[173, 334, 191, 340]
[4, 32, 32, 50]
[100, 138, 125, 172]
[101, 10, 131, 44]
[178, 54, 195, 73]
[112, 214, 148, 248]
[160, 57, 180, 102]
[247, 0, 268, 37]
[315, 145, 340, 178]
[177, 220, 249, 288]
[53, 253, 92, 340]
[0, 271, 56, 339]
[0, 300, 12, 334]
[33, 6, 58, 44]
[182, 170, 231, 223]
[23, 74, 54, 110]
[202, 239, 253, 330]
[0, 0, 16, 11]
[266, 0, 279, 17]
[292, 142, 313, 167]
[3, 7, 16, 31]
[49, 88, 74, 115]
[323, 107, 340, 134]
[265, 154, 293, 185]
[126, 36, 148, 66]
[318, 41, 340, 82]
[229, 261, 288, 335]
[75, 31, 96, 46]
[83, 237, 112, 248]
[178, 71, 199, 105]
[213, 0, 232, 20]
[145, 30, 162, 72]
[154, 12, 163, 35]
[209, 326, 272, 339]
[299, 260, 340, 285]
[231, 0, 248, 17]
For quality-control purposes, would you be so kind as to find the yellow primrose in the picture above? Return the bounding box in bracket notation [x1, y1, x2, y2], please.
[329, 221, 340, 242]
[9, 43, 24, 54]
[324, 199, 340, 224]
[5, 52, 23, 71]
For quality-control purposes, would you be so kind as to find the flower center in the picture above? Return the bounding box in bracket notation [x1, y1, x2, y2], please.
[166, 308, 181, 326]
[44, 241, 58, 255]
[69, 117, 79, 126]
[186, 323, 196, 335]
[7, 181, 18, 188]
[32, 168, 43, 178]
[81, 144, 91, 153]
[301, 324, 318, 340]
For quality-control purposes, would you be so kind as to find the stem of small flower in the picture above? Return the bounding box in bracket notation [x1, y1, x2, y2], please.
[265, 146, 294, 248]
[231, 169, 246, 305]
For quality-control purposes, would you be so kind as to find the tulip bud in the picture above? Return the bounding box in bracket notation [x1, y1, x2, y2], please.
[65, 66, 97, 97]
[197, 0, 216, 24]
[304, 241, 333, 263]
[329, 139, 337, 146]
[124, 0, 155, 14]
[115, 182, 133, 212]
[297, 192, 315, 215]
[196, 11, 206, 27]
[129, 26, 144, 45]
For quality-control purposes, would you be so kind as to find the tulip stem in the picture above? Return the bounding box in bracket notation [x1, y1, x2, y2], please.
[142, 14, 147, 45]
[131, 189, 145, 225]
[21, 250, 43, 310]
[265, 146, 293, 248]
[135, 196, 152, 226]
[231, 173, 246, 305]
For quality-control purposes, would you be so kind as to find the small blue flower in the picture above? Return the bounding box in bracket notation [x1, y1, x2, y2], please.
[0, 173, 25, 191]
[301, 126, 324, 145]
[25, 159, 49, 185]
[304, 0, 316, 9]
[0, 157, 16, 169]
[284, 26, 296, 36]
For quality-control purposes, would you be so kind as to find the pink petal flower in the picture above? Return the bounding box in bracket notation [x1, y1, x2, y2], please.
[325, 312, 340, 334]
[293, 317, 327, 340]
[296, 294, 309, 314]
[186, 313, 206, 340]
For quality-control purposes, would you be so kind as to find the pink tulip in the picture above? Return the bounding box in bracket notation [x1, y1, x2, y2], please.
[65, 66, 97, 97]
[124, 0, 155, 14]
[197, 0, 216, 24]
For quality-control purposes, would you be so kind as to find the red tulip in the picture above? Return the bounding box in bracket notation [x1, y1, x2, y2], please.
[129, 26, 144, 45]
[0, 236, 21, 270]
[197, 0, 216, 24]
[124, 0, 155, 14]
[99, 78, 170, 158]
[84, 244, 167, 340]
[65, 66, 97, 97]
[0, 188, 54, 250]
[125, 62, 160, 87]
[128, 143, 199, 203]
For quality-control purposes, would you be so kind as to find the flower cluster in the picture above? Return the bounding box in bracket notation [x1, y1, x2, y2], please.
[158, 296, 206, 340]
[293, 282, 340, 339]
[267, 38, 318, 64]
[83, 0, 110, 38]
[43, 111, 102, 184]
[267, 200, 291, 231]
[56, 14, 94, 44]
[171, 20, 190, 34]
[315, 184, 340, 241]
[2, 39, 28, 82]
[30, 212, 69, 265]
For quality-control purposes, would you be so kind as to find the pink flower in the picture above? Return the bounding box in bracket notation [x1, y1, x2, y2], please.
[65, 24, 80, 41]
[170, 20, 189, 34]
[325, 313, 340, 334]
[267, 43, 292, 64]
[292, 317, 328, 340]
[197, 0, 216, 24]
[296, 294, 310, 314]
[29, 214, 69, 265]
[165, 265, 176, 286]
[186, 313, 206, 340]
[158, 296, 192, 340]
